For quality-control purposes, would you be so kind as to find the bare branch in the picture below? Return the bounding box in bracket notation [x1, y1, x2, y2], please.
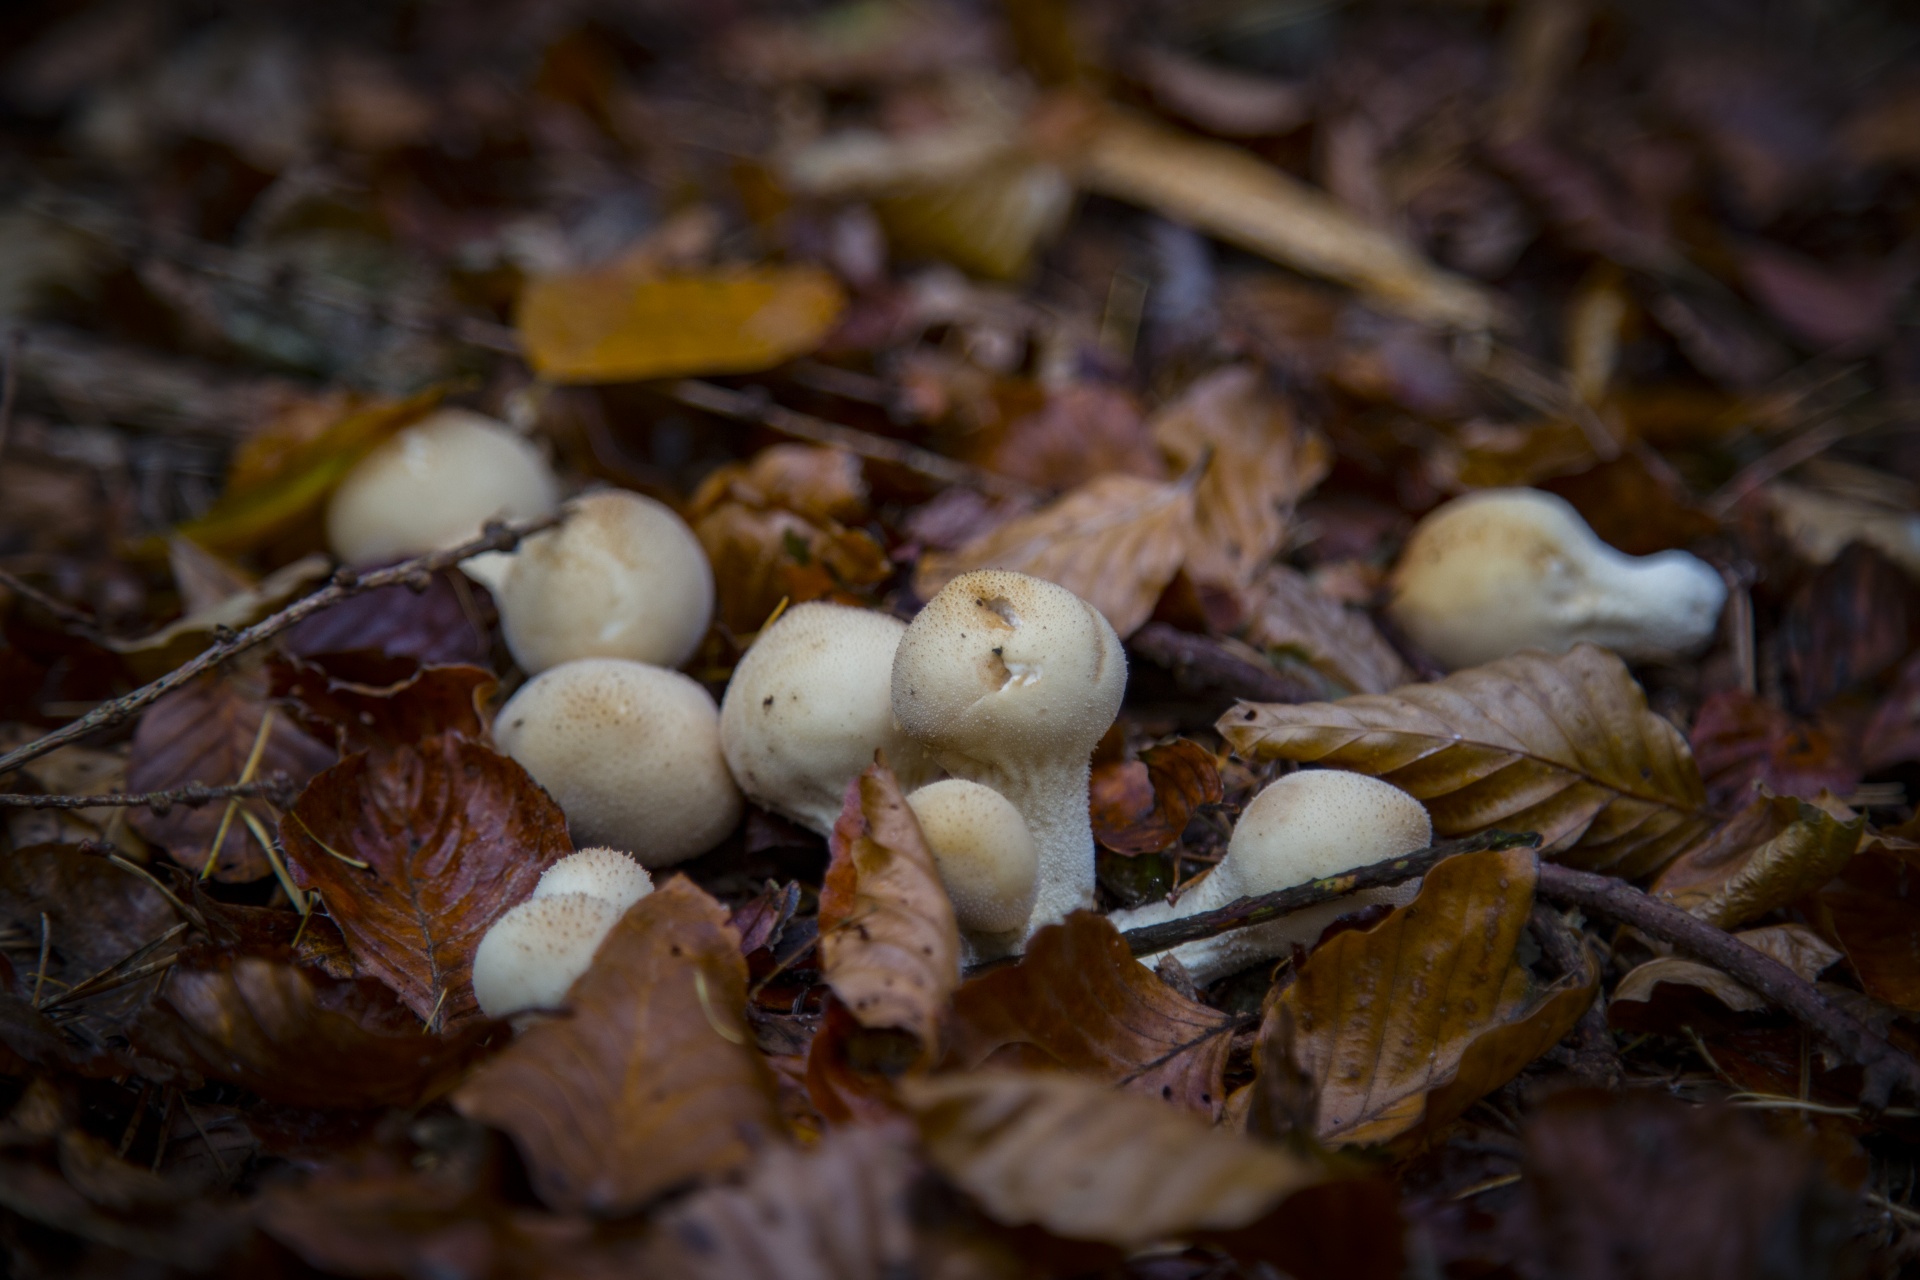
[0, 773, 298, 813]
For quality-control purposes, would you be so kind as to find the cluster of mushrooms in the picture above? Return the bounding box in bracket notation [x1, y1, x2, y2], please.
[326, 407, 1729, 1021]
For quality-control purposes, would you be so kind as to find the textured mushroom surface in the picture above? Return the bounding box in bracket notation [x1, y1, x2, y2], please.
[534, 846, 654, 913]
[471, 892, 622, 1019]
[907, 778, 1039, 935]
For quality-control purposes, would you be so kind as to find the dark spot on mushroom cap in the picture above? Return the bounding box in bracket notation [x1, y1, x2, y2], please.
[762, 696, 774, 709]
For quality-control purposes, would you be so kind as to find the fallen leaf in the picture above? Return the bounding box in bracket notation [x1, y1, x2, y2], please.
[916, 472, 1196, 638]
[280, 568, 494, 668]
[694, 501, 891, 636]
[1650, 791, 1863, 929]
[125, 668, 335, 882]
[819, 762, 961, 1064]
[518, 264, 847, 384]
[1241, 564, 1411, 696]
[1863, 650, 1920, 772]
[900, 1069, 1327, 1250]
[1763, 481, 1920, 580]
[1812, 843, 1920, 1012]
[689, 444, 871, 527]
[946, 911, 1237, 1116]
[1089, 739, 1223, 857]
[1689, 690, 1861, 810]
[104, 552, 329, 679]
[280, 733, 571, 1025]
[876, 151, 1077, 281]
[1151, 366, 1331, 589]
[971, 382, 1163, 491]
[1221, 644, 1713, 877]
[1273, 847, 1595, 1148]
[270, 654, 495, 754]
[1735, 242, 1902, 354]
[1612, 923, 1842, 1015]
[455, 876, 786, 1215]
[1777, 543, 1916, 713]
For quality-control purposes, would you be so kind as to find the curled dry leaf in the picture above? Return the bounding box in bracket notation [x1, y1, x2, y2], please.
[1089, 738, 1223, 857]
[899, 1070, 1327, 1250]
[1221, 644, 1713, 878]
[916, 472, 1196, 638]
[1650, 791, 1864, 929]
[269, 654, 495, 755]
[1241, 564, 1411, 696]
[820, 762, 961, 1064]
[455, 876, 785, 1216]
[1150, 366, 1331, 590]
[280, 733, 571, 1026]
[125, 668, 336, 882]
[1273, 847, 1596, 1149]
[946, 912, 1237, 1116]
[1612, 923, 1843, 1015]
[518, 263, 847, 384]
[695, 501, 891, 636]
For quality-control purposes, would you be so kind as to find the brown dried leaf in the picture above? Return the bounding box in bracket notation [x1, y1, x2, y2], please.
[916, 472, 1196, 638]
[1089, 739, 1223, 856]
[1689, 690, 1861, 809]
[689, 444, 871, 526]
[1650, 791, 1864, 929]
[820, 763, 961, 1062]
[269, 654, 495, 754]
[1613, 923, 1842, 1015]
[1222, 644, 1713, 877]
[972, 383, 1163, 491]
[1863, 650, 1920, 772]
[280, 733, 571, 1025]
[695, 501, 891, 636]
[1151, 367, 1331, 589]
[1275, 847, 1595, 1148]
[899, 1070, 1327, 1250]
[1242, 564, 1411, 696]
[946, 912, 1236, 1116]
[280, 568, 494, 668]
[455, 877, 785, 1215]
[1812, 843, 1920, 1012]
[125, 669, 335, 882]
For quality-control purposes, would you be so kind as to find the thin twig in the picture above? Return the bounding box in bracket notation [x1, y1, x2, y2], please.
[0, 567, 108, 640]
[1117, 830, 1544, 957]
[31, 913, 50, 1008]
[1535, 862, 1920, 1108]
[0, 774, 299, 812]
[0, 512, 563, 780]
[38, 921, 189, 1011]
[39, 953, 180, 1011]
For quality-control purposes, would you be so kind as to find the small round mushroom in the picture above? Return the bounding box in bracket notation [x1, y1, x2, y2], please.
[906, 779, 1039, 936]
[1387, 488, 1726, 670]
[892, 569, 1126, 935]
[1109, 770, 1432, 985]
[494, 658, 742, 866]
[471, 892, 621, 1019]
[325, 408, 560, 567]
[533, 846, 653, 913]
[719, 602, 937, 834]
[497, 490, 715, 674]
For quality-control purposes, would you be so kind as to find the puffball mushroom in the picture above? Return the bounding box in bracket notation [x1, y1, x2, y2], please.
[892, 569, 1125, 934]
[497, 490, 715, 674]
[1387, 488, 1726, 670]
[906, 779, 1039, 935]
[1109, 770, 1432, 985]
[471, 892, 621, 1019]
[719, 602, 937, 834]
[325, 407, 560, 567]
[533, 846, 653, 912]
[494, 658, 742, 866]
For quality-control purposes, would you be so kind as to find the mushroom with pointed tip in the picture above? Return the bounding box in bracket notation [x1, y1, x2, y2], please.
[1387, 488, 1727, 670]
[496, 490, 715, 674]
[471, 892, 622, 1019]
[1109, 769, 1432, 985]
[494, 658, 742, 866]
[906, 778, 1039, 943]
[533, 846, 653, 912]
[892, 569, 1126, 935]
[325, 407, 560, 568]
[719, 602, 937, 834]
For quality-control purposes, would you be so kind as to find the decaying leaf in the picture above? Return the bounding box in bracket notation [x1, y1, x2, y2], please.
[1221, 644, 1713, 877]
[280, 733, 571, 1025]
[1274, 847, 1595, 1148]
[695, 502, 891, 636]
[1612, 923, 1843, 1015]
[1150, 366, 1331, 589]
[877, 152, 1077, 281]
[1241, 564, 1411, 696]
[917, 472, 1196, 638]
[455, 877, 786, 1215]
[270, 654, 496, 754]
[1089, 739, 1223, 857]
[518, 264, 847, 384]
[280, 568, 495, 668]
[1650, 791, 1864, 929]
[946, 912, 1237, 1115]
[104, 549, 329, 678]
[125, 668, 336, 882]
[819, 763, 961, 1064]
[1688, 690, 1861, 810]
[902, 1070, 1326, 1250]
[1812, 841, 1920, 1012]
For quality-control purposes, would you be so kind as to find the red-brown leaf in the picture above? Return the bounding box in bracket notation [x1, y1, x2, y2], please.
[1090, 738, 1223, 856]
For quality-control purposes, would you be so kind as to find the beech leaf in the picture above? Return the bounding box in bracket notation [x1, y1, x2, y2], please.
[455, 876, 786, 1215]
[280, 733, 571, 1025]
[1221, 643, 1713, 877]
[1090, 738, 1223, 857]
[1241, 564, 1411, 696]
[1812, 841, 1920, 1012]
[946, 912, 1237, 1115]
[1650, 791, 1864, 929]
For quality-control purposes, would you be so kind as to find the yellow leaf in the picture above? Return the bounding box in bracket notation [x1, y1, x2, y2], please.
[517, 264, 847, 384]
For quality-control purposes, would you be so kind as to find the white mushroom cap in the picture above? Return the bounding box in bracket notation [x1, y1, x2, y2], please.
[494, 658, 742, 866]
[325, 408, 560, 567]
[533, 847, 653, 913]
[497, 490, 715, 674]
[1387, 488, 1726, 670]
[719, 602, 937, 835]
[1109, 770, 1433, 985]
[471, 892, 622, 1019]
[892, 570, 1126, 935]
[906, 779, 1039, 934]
